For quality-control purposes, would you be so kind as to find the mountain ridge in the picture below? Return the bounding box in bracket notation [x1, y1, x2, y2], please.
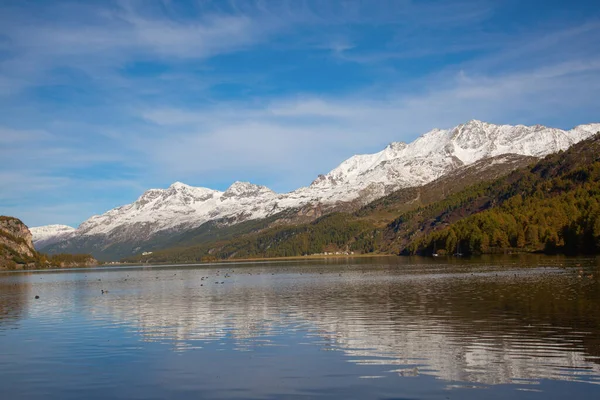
[32, 120, 600, 259]
[123, 131, 600, 263]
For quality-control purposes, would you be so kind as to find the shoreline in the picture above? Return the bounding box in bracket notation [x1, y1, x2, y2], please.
[4, 252, 597, 272]
[206, 253, 397, 263]
[120, 252, 399, 267]
[0, 253, 398, 272]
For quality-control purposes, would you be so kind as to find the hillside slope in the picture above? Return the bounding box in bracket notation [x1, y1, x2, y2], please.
[399, 134, 600, 256]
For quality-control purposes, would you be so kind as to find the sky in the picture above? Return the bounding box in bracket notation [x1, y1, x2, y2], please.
[1, 0, 599, 228]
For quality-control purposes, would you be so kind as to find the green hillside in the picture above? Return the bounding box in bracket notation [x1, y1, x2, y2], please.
[403, 136, 600, 256]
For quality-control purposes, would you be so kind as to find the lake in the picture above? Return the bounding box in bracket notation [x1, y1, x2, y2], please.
[1, 255, 599, 399]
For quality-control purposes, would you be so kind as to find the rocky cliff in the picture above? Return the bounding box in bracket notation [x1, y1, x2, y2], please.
[0, 216, 97, 269]
[0, 216, 40, 268]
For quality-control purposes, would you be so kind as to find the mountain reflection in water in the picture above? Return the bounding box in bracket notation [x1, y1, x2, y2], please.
[1, 256, 599, 399]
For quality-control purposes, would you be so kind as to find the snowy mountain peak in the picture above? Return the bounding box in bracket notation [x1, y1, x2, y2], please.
[385, 142, 408, 152]
[169, 181, 191, 189]
[31, 224, 75, 237]
[165, 181, 218, 196]
[30, 224, 76, 248]
[223, 181, 276, 199]
[138, 183, 218, 210]
[572, 123, 600, 138]
[136, 188, 164, 204]
[302, 120, 600, 204]
[462, 119, 486, 127]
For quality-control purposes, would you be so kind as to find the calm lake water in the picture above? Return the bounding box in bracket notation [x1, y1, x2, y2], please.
[1, 256, 600, 399]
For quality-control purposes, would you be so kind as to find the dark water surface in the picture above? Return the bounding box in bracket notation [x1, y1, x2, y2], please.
[1, 255, 600, 399]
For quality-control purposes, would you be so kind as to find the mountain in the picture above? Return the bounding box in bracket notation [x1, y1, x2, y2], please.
[30, 224, 76, 248]
[356, 153, 538, 224]
[303, 119, 599, 200]
[34, 120, 600, 260]
[73, 181, 279, 239]
[126, 131, 600, 263]
[0, 216, 97, 269]
[399, 132, 600, 256]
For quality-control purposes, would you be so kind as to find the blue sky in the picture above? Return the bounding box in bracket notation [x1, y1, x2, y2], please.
[1, 0, 599, 228]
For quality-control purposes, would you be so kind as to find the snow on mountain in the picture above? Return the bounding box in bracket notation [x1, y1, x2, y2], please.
[73, 181, 281, 241]
[36, 120, 600, 247]
[302, 120, 600, 203]
[30, 224, 76, 249]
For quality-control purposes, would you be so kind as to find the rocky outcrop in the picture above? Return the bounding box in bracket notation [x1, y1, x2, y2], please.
[0, 216, 40, 268]
[0, 216, 98, 270]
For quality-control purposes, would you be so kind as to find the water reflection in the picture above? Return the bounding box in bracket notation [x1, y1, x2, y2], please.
[0, 275, 30, 329]
[2, 257, 600, 395]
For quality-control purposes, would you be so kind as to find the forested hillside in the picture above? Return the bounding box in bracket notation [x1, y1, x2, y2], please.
[403, 134, 600, 256]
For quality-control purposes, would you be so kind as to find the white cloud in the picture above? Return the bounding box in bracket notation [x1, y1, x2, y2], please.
[0, 1, 284, 97]
[4, 5, 267, 59]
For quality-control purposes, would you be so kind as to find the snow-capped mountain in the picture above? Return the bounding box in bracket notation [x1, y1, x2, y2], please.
[30, 224, 76, 248]
[33, 120, 600, 256]
[71, 181, 283, 243]
[305, 120, 600, 202]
